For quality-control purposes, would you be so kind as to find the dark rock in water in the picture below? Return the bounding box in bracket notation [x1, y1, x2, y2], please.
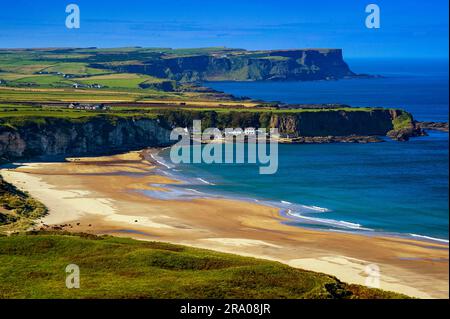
[387, 127, 426, 141]
[416, 121, 449, 132]
[384, 111, 427, 141]
[387, 129, 410, 141]
[387, 122, 427, 142]
[283, 135, 384, 144]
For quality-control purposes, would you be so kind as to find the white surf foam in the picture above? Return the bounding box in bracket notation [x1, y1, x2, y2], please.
[150, 154, 172, 169]
[196, 178, 215, 185]
[409, 233, 449, 244]
[286, 209, 372, 231]
[299, 205, 330, 213]
[186, 188, 205, 194]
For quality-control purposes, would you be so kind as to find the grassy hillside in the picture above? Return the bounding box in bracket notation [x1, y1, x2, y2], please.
[0, 232, 407, 299]
[0, 176, 47, 232]
[40, 62, 107, 76]
[73, 73, 161, 88]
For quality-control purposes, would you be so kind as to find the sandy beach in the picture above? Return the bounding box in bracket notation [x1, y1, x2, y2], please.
[1, 149, 448, 298]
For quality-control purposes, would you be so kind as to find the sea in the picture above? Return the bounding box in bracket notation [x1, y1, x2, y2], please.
[157, 59, 449, 242]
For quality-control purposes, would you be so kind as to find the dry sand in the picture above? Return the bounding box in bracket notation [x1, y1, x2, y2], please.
[1, 150, 448, 298]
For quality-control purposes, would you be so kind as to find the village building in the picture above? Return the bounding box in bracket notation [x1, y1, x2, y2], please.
[66, 103, 110, 111]
[244, 128, 256, 135]
[224, 129, 243, 136]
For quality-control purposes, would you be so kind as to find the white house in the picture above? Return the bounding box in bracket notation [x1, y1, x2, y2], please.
[244, 128, 256, 135]
[224, 129, 243, 136]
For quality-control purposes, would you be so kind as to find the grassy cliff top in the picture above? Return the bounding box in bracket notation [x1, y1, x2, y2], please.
[0, 103, 410, 127]
[0, 232, 407, 299]
[0, 102, 413, 134]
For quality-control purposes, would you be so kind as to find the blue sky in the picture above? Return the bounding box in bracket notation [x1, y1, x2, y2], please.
[0, 0, 448, 58]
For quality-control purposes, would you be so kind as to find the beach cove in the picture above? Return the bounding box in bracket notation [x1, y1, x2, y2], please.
[1, 150, 448, 298]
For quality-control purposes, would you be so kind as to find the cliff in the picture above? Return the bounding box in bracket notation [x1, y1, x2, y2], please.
[94, 49, 355, 82]
[0, 109, 422, 163]
[158, 108, 420, 138]
[270, 110, 394, 136]
[0, 116, 171, 162]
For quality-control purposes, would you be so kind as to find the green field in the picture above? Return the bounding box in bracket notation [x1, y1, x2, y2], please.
[41, 62, 107, 76]
[0, 232, 406, 299]
[1, 70, 163, 91]
[0, 87, 149, 102]
[13, 74, 73, 86]
[0, 49, 171, 92]
[74, 73, 164, 89]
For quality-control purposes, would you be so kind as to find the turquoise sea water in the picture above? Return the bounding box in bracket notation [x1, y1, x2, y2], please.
[158, 59, 449, 241]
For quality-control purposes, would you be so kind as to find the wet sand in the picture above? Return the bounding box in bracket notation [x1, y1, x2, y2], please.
[1, 150, 448, 298]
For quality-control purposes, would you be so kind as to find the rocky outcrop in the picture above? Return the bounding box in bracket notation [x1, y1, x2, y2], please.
[385, 110, 426, 141]
[416, 121, 449, 132]
[386, 127, 425, 141]
[0, 116, 171, 162]
[96, 49, 356, 82]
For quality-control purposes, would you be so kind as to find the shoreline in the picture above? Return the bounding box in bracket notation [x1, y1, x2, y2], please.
[1, 149, 448, 298]
[148, 147, 449, 245]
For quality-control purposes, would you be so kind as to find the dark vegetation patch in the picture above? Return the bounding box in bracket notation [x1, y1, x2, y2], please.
[0, 176, 47, 229]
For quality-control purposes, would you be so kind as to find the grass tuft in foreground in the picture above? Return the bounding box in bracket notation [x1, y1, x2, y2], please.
[0, 232, 408, 299]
